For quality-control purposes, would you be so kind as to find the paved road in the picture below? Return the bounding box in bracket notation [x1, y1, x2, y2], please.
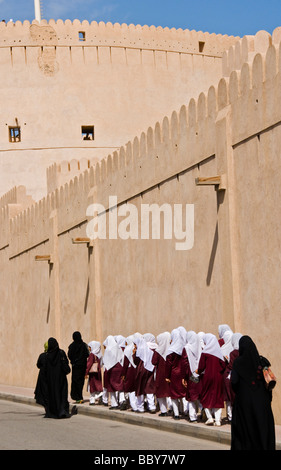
[0, 399, 229, 451]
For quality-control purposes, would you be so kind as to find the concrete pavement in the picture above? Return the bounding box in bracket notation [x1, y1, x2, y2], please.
[0, 383, 280, 449]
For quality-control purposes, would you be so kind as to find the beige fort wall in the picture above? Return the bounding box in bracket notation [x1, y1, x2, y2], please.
[0, 19, 239, 200]
[1, 27, 281, 422]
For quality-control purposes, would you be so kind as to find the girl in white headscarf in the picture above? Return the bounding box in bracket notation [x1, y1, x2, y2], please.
[220, 329, 234, 361]
[134, 336, 156, 413]
[177, 326, 188, 345]
[124, 335, 137, 367]
[155, 332, 171, 360]
[151, 332, 171, 416]
[198, 332, 205, 350]
[121, 335, 138, 412]
[103, 335, 124, 410]
[231, 332, 242, 351]
[220, 328, 234, 421]
[185, 331, 202, 375]
[197, 333, 225, 426]
[165, 329, 186, 420]
[114, 335, 126, 355]
[182, 331, 202, 422]
[114, 335, 127, 409]
[143, 333, 157, 350]
[218, 324, 233, 346]
[85, 341, 103, 405]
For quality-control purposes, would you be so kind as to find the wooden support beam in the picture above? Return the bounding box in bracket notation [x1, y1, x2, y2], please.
[195, 174, 226, 191]
[72, 237, 94, 247]
[35, 255, 53, 264]
[195, 176, 221, 185]
[72, 237, 90, 243]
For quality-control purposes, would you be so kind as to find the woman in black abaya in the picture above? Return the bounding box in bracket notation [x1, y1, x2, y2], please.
[68, 331, 89, 403]
[34, 341, 48, 411]
[231, 335, 275, 450]
[44, 337, 73, 419]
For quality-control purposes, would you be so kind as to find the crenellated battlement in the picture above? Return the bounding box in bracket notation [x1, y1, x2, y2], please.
[48, 29, 281, 201]
[46, 157, 100, 194]
[222, 28, 281, 76]
[0, 185, 34, 210]
[86, 34, 281, 205]
[0, 185, 34, 249]
[0, 18, 240, 58]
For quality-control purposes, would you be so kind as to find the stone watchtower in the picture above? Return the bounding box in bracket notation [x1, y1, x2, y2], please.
[0, 18, 239, 200]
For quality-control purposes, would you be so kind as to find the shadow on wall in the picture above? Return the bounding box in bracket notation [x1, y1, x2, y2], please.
[206, 190, 225, 286]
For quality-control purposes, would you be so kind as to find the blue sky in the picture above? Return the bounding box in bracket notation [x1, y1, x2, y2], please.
[1, 1, 281, 37]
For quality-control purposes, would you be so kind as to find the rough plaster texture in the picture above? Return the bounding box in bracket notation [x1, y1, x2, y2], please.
[1, 21, 281, 423]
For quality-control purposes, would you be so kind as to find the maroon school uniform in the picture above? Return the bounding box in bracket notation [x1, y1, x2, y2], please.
[104, 362, 124, 393]
[224, 348, 239, 405]
[152, 350, 170, 398]
[197, 352, 225, 408]
[181, 348, 201, 402]
[165, 352, 186, 399]
[85, 353, 103, 393]
[121, 354, 137, 393]
[134, 356, 155, 396]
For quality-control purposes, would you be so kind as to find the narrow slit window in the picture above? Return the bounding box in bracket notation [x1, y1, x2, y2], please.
[79, 31, 86, 41]
[82, 125, 94, 140]
[199, 41, 205, 53]
[9, 126, 21, 142]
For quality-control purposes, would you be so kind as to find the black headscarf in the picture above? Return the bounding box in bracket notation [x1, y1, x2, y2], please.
[46, 337, 61, 366]
[68, 331, 89, 366]
[233, 335, 263, 388]
[48, 337, 59, 351]
[73, 331, 82, 343]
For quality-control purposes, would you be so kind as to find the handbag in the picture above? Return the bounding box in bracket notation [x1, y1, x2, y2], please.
[89, 362, 98, 373]
[60, 351, 71, 375]
[263, 367, 277, 391]
[189, 374, 199, 384]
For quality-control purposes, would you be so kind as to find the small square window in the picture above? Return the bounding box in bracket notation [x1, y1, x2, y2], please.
[79, 31, 86, 41]
[9, 126, 21, 142]
[82, 125, 94, 140]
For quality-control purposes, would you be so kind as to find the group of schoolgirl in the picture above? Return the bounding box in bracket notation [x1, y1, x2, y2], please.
[85, 324, 241, 426]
